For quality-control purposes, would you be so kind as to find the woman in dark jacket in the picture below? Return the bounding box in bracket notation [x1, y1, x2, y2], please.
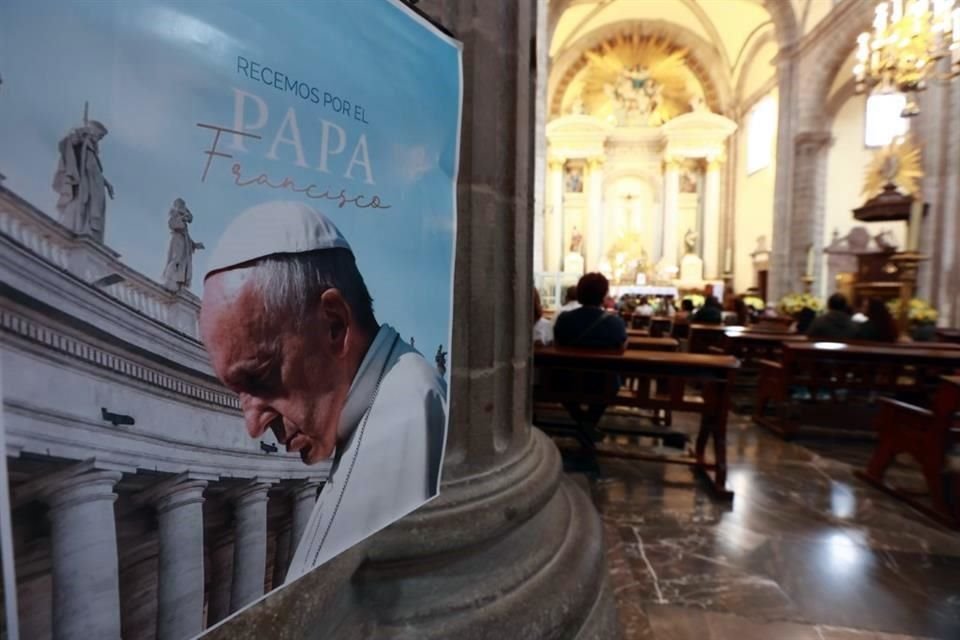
[856, 298, 899, 343]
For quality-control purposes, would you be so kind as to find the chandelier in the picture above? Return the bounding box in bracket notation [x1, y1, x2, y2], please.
[855, 0, 960, 116]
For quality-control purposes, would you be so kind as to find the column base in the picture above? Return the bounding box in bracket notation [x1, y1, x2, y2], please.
[204, 430, 619, 639]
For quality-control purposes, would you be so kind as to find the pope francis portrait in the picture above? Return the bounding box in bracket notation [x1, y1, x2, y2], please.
[200, 201, 447, 581]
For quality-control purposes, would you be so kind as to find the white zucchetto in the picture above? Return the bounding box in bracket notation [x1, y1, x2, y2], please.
[204, 200, 351, 279]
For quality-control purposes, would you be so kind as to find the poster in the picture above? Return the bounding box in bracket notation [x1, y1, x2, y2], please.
[0, 1, 461, 637]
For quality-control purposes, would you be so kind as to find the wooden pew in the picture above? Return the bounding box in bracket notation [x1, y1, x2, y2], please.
[627, 336, 679, 352]
[688, 323, 726, 354]
[720, 330, 808, 364]
[533, 346, 740, 499]
[626, 335, 679, 425]
[671, 320, 690, 340]
[749, 317, 794, 333]
[754, 342, 960, 439]
[855, 376, 960, 529]
[649, 316, 673, 337]
[937, 328, 960, 344]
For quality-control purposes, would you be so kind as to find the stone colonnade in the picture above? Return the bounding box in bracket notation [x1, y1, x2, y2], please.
[23, 466, 320, 640]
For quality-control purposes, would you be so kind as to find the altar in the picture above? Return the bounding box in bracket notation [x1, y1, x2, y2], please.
[538, 33, 736, 292]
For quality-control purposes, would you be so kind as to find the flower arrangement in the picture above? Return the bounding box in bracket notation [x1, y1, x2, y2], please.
[887, 298, 938, 325]
[682, 294, 705, 309]
[743, 295, 765, 311]
[778, 293, 823, 316]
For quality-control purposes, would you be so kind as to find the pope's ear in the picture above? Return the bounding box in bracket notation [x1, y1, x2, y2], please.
[318, 288, 352, 352]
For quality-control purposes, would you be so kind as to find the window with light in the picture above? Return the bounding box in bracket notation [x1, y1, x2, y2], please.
[746, 96, 776, 175]
[864, 93, 909, 148]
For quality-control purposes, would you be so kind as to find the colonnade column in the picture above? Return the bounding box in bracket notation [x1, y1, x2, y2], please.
[546, 157, 565, 272]
[586, 156, 604, 271]
[228, 482, 270, 613]
[207, 535, 234, 626]
[291, 481, 321, 550]
[702, 156, 723, 280]
[661, 157, 682, 270]
[44, 470, 123, 640]
[150, 479, 207, 640]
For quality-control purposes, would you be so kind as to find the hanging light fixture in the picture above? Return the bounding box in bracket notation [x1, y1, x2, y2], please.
[854, 0, 960, 116]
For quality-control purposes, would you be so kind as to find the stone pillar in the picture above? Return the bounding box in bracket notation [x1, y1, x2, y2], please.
[786, 131, 833, 295]
[661, 157, 682, 269]
[770, 50, 798, 301]
[531, 0, 548, 274]
[228, 483, 270, 613]
[271, 526, 292, 589]
[44, 471, 123, 640]
[546, 157, 565, 272]
[585, 157, 604, 271]
[201, 2, 618, 636]
[207, 536, 234, 626]
[290, 481, 321, 551]
[152, 479, 207, 640]
[702, 156, 723, 280]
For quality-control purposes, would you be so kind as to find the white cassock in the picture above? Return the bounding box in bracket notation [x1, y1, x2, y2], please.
[285, 324, 447, 582]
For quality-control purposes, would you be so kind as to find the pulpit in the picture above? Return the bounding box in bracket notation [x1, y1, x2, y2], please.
[852, 251, 900, 306]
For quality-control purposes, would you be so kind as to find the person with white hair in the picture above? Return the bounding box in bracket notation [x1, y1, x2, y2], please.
[200, 200, 447, 581]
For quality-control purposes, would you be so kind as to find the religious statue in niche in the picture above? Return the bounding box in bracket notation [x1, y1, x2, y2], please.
[679, 168, 698, 194]
[52, 105, 115, 242]
[678, 228, 703, 283]
[162, 198, 204, 291]
[569, 226, 584, 254]
[565, 165, 583, 193]
[683, 228, 699, 256]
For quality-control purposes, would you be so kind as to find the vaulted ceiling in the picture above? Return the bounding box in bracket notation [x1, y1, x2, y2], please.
[546, 0, 823, 114]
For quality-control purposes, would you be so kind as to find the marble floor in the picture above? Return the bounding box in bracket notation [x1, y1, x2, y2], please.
[561, 413, 960, 640]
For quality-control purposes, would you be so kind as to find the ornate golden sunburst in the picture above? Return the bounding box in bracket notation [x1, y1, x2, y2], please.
[862, 138, 924, 198]
[581, 34, 692, 126]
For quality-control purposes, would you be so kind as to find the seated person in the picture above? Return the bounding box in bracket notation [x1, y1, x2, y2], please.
[674, 298, 695, 322]
[807, 293, 858, 340]
[634, 297, 654, 317]
[533, 289, 553, 346]
[554, 273, 627, 428]
[691, 296, 723, 325]
[856, 298, 899, 343]
[555, 272, 628, 349]
[793, 307, 817, 334]
[552, 285, 581, 325]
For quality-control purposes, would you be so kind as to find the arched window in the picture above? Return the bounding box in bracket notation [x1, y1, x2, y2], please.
[864, 93, 909, 148]
[746, 96, 776, 175]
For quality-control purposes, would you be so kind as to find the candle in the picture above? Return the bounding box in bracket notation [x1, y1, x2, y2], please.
[805, 244, 815, 278]
[724, 247, 733, 273]
[892, 0, 903, 23]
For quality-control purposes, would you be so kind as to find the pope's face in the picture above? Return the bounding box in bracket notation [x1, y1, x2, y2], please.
[200, 270, 353, 464]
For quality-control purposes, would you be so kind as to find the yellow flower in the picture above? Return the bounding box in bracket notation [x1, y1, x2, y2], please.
[887, 298, 938, 324]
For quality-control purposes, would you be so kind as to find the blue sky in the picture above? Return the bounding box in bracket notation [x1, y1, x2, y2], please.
[0, 0, 460, 357]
